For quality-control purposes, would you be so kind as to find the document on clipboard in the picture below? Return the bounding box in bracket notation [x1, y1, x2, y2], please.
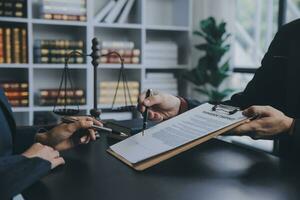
[107, 103, 249, 171]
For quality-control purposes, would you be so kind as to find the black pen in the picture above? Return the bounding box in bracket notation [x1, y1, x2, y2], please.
[61, 117, 113, 133]
[142, 89, 153, 136]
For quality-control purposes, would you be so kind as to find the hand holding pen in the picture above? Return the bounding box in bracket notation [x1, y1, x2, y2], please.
[37, 116, 104, 151]
[142, 89, 153, 135]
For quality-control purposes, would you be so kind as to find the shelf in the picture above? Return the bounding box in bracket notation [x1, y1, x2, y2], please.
[12, 107, 30, 112]
[99, 104, 131, 109]
[32, 19, 87, 27]
[99, 64, 141, 69]
[2, 0, 192, 126]
[94, 23, 142, 29]
[32, 64, 87, 69]
[0, 63, 29, 68]
[146, 25, 190, 32]
[33, 105, 88, 112]
[0, 17, 28, 23]
[144, 64, 187, 69]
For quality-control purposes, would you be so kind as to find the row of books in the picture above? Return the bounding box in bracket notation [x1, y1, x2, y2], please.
[99, 41, 140, 64]
[99, 81, 139, 105]
[0, 82, 29, 107]
[0, 0, 27, 18]
[144, 41, 178, 66]
[143, 73, 178, 96]
[0, 26, 27, 64]
[34, 39, 85, 64]
[95, 0, 135, 23]
[38, 89, 86, 106]
[40, 0, 86, 21]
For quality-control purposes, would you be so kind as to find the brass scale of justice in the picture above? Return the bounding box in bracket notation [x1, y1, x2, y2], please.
[53, 38, 137, 139]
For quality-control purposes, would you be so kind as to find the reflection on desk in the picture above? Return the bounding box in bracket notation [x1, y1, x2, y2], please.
[24, 137, 300, 200]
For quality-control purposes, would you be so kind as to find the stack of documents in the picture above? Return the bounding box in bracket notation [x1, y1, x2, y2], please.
[144, 41, 178, 66]
[143, 73, 178, 96]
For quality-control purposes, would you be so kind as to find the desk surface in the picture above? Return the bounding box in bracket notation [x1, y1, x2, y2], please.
[24, 137, 300, 200]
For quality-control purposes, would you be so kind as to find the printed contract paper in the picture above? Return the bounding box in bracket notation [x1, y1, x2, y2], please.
[110, 103, 246, 164]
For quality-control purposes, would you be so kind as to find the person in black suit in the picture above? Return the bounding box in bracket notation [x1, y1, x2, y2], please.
[138, 19, 300, 157]
[0, 88, 102, 199]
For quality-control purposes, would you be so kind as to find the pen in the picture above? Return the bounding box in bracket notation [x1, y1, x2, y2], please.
[142, 89, 153, 136]
[61, 117, 113, 133]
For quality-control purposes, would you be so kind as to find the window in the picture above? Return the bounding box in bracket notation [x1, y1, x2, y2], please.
[286, 0, 300, 23]
[233, 0, 279, 69]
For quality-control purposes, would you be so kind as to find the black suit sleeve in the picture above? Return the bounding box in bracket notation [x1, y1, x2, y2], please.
[0, 155, 51, 199]
[227, 27, 290, 110]
[290, 119, 300, 152]
[13, 126, 39, 154]
[14, 125, 56, 154]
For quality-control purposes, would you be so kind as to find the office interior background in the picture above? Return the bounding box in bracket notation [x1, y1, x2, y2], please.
[0, 0, 299, 152]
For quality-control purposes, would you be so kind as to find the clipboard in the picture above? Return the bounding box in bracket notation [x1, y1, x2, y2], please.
[107, 104, 249, 171]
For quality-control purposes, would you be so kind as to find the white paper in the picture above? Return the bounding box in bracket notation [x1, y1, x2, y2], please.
[110, 103, 247, 164]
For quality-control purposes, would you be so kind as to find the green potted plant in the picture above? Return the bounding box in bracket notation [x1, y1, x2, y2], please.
[184, 17, 233, 103]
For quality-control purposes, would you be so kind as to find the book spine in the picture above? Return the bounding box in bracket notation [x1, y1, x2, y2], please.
[100, 89, 139, 97]
[118, 0, 135, 23]
[43, 13, 86, 21]
[100, 56, 139, 64]
[0, 28, 3, 63]
[101, 41, 134, 50]
[94, 0, 116, 22]
[34, 39, 85, 64]
[5, 28, 11, 64]
[3, 2, 13, 17]
[42, 4, 86, 15]
[5, 91, 29, 99]
[21, 28, 27, 63]
[34, 48, 83, 57]
[34, 40, 84, 49]
[40, 89, 85, 98]
[1, 81, 29, 107]
[13, 28, 21, 63]
[101, 48, 140, 57]
[36, 56, 84, 64]
[39, 98, 86, 106]
[100, 81, 139, 88]
[104, 0, 128, 23]
[0, 82, 29, 91]
[0, 0, 26, 18]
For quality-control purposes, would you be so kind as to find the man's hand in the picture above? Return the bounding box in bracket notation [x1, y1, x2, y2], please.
[36, 116, 103, 151]
[232, 106, 294, 137]
[22, 143, 65, 169]
[138, 91, 181, 121]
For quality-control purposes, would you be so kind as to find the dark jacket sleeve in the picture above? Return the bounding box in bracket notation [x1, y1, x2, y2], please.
[226, 26, 290, 111]
[0, 155, 51, 199]
[13, 126, 39, 154]
[14, 125, 56, 154]
[290, 119, 300, 152]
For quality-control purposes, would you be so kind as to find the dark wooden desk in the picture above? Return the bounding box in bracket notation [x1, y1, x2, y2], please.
[24, 137, 300, 200]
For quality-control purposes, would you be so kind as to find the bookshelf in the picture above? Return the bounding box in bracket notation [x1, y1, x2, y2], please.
[0, 0, 193, 126]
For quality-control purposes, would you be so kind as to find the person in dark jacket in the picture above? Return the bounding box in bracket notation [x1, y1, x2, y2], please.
[138, 19, 300, 158]
[0, 88, 102, 199]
